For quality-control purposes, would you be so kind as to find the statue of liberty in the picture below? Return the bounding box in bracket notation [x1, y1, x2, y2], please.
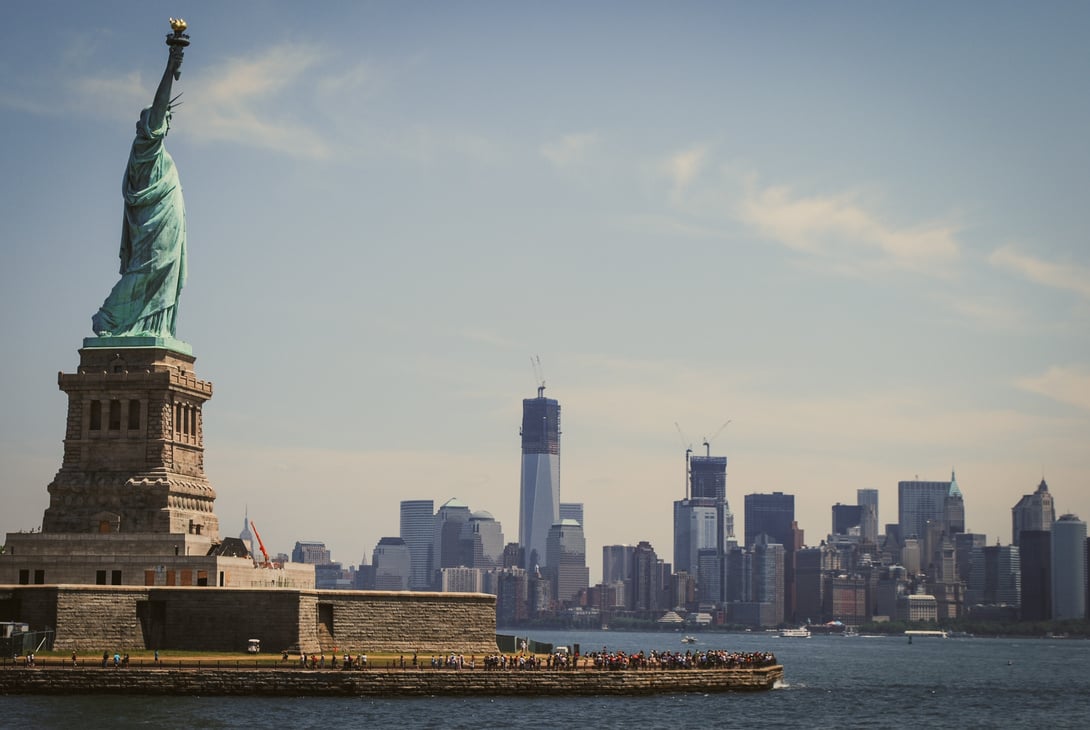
[92, 20, 190, 341]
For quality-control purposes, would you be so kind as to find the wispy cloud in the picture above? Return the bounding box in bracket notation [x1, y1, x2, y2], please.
[185, 44, 332, 159]
[936, 292, 1032, 333]
[737, 184, 960, 276]
[316, 62, 382, 101]
[29, 70, 150, 122]
[618, 213, 731, 240]
[1017, 367, 1090, 412]
[541, 132, 598, 168]
[662, 145, 708, 201]
[989, 246, 1090, 299]
[635, 150, 962, 279]
[1, 41, 337, 160]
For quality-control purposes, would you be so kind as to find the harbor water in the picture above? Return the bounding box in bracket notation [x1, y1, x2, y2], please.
[2, 629, 1088, 728]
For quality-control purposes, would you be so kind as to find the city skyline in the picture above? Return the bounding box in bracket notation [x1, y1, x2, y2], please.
[2, 4, 1089, 582]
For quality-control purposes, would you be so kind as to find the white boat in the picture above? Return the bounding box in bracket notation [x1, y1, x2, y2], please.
[681, 635, 697, 644]
[780, 627, 811, 638]
[843, 627, 859, 637]
[905, 629, 948, 641]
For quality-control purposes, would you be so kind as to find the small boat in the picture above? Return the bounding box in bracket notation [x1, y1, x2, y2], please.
[779, 627, 811, 638]
[905, 629, 948, 640]
[681, 635, 697, 644]
[843, 627, 859, 637]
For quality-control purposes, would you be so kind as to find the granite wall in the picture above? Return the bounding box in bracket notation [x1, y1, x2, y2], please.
[0, 585, 497, 655]
[0, 665, 784, 696]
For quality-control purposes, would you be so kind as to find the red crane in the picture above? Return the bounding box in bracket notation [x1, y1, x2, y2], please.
[250, 520, 272, 568]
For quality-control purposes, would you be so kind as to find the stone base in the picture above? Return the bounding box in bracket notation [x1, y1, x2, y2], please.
[43, 471, 218, 537]
[44, 344, 218, 539]
[0, 532, 314, 590]
[0, 585, 496, 655]
[0, 665, 785, 695]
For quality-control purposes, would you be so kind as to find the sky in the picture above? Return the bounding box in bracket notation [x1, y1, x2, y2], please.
[2, 2, 1089, 583]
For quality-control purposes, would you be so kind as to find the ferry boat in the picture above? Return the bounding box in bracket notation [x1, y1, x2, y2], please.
[779, 627, 811, 638]
[905, 629, 948, 643]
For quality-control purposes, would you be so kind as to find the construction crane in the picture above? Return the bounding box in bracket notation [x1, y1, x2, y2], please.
[530, 355, 546, 398]
[250, 520, 273, 568]
[702, 419, 731, 456]
[675, 422, 693, 499]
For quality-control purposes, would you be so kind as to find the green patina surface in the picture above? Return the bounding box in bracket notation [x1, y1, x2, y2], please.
[89, 28, 189, 345]
[82, 336, 192, 356]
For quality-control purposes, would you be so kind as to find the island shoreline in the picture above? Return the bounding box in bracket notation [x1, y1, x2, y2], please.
[1, 665, 784, 696]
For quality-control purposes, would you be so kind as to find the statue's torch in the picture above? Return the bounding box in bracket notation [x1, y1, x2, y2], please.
[166, 18, 190, 80]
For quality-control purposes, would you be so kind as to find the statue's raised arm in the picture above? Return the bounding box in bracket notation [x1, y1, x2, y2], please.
[90, 21, 191, 344]
[147, 46, 184, 133]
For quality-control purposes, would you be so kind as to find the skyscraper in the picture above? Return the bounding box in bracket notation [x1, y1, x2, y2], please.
[372, 536, 411, 591]
[1051, 514, 1087, 620]
[967, 543, 1020, 608]
[433, 497, 471, 573]
[744, 492, 797, 623]
[400, 499, 434, 590]
[751, 534, 785, 626]
[630, 540, 662, 612]
[518, 386, 560, 570]
[559, 502, 584, 527]
[674, 500, 719, 574]
[602, 544, 633, 585]
[545, 519, 590, 605]
[898, 474, 959, 540]
[832, 504, 863, 536]
[459, 510, 505, 568]
[496, 568, 529, 625]
[944, 472, 965, 535]
[793, 547, 821, 622]
[1012, 479, 1056, 546]
[744, 492, 795, 549]
[238, 508, 254, 557]
[690, 455, 727, 500]
[955, 532, 987, 584]
[672, 452, 732, 604]
[692, 454, 734, 543]
[292, 541, 331, 564]
[1019, 530, 1052, 620]
[857, 488, 879, 544]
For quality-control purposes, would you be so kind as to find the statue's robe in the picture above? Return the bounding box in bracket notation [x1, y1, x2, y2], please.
[92, 110, 186, 338]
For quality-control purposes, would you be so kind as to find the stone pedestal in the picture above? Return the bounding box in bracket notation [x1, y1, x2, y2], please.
[1, 344, 318, 591]
[40, 345, 218, 540]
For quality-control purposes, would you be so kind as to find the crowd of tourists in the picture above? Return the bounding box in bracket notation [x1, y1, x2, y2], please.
[8, 646, 776, 672]
[583, 648, 777, 670]
[295, 651, 370, 670]
[283, 646, 777, 672]
[480, 648, 777, 671]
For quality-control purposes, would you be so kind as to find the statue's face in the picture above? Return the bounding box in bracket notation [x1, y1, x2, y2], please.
[138, 107, 152, 133]
[136, 107, 171, 135]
